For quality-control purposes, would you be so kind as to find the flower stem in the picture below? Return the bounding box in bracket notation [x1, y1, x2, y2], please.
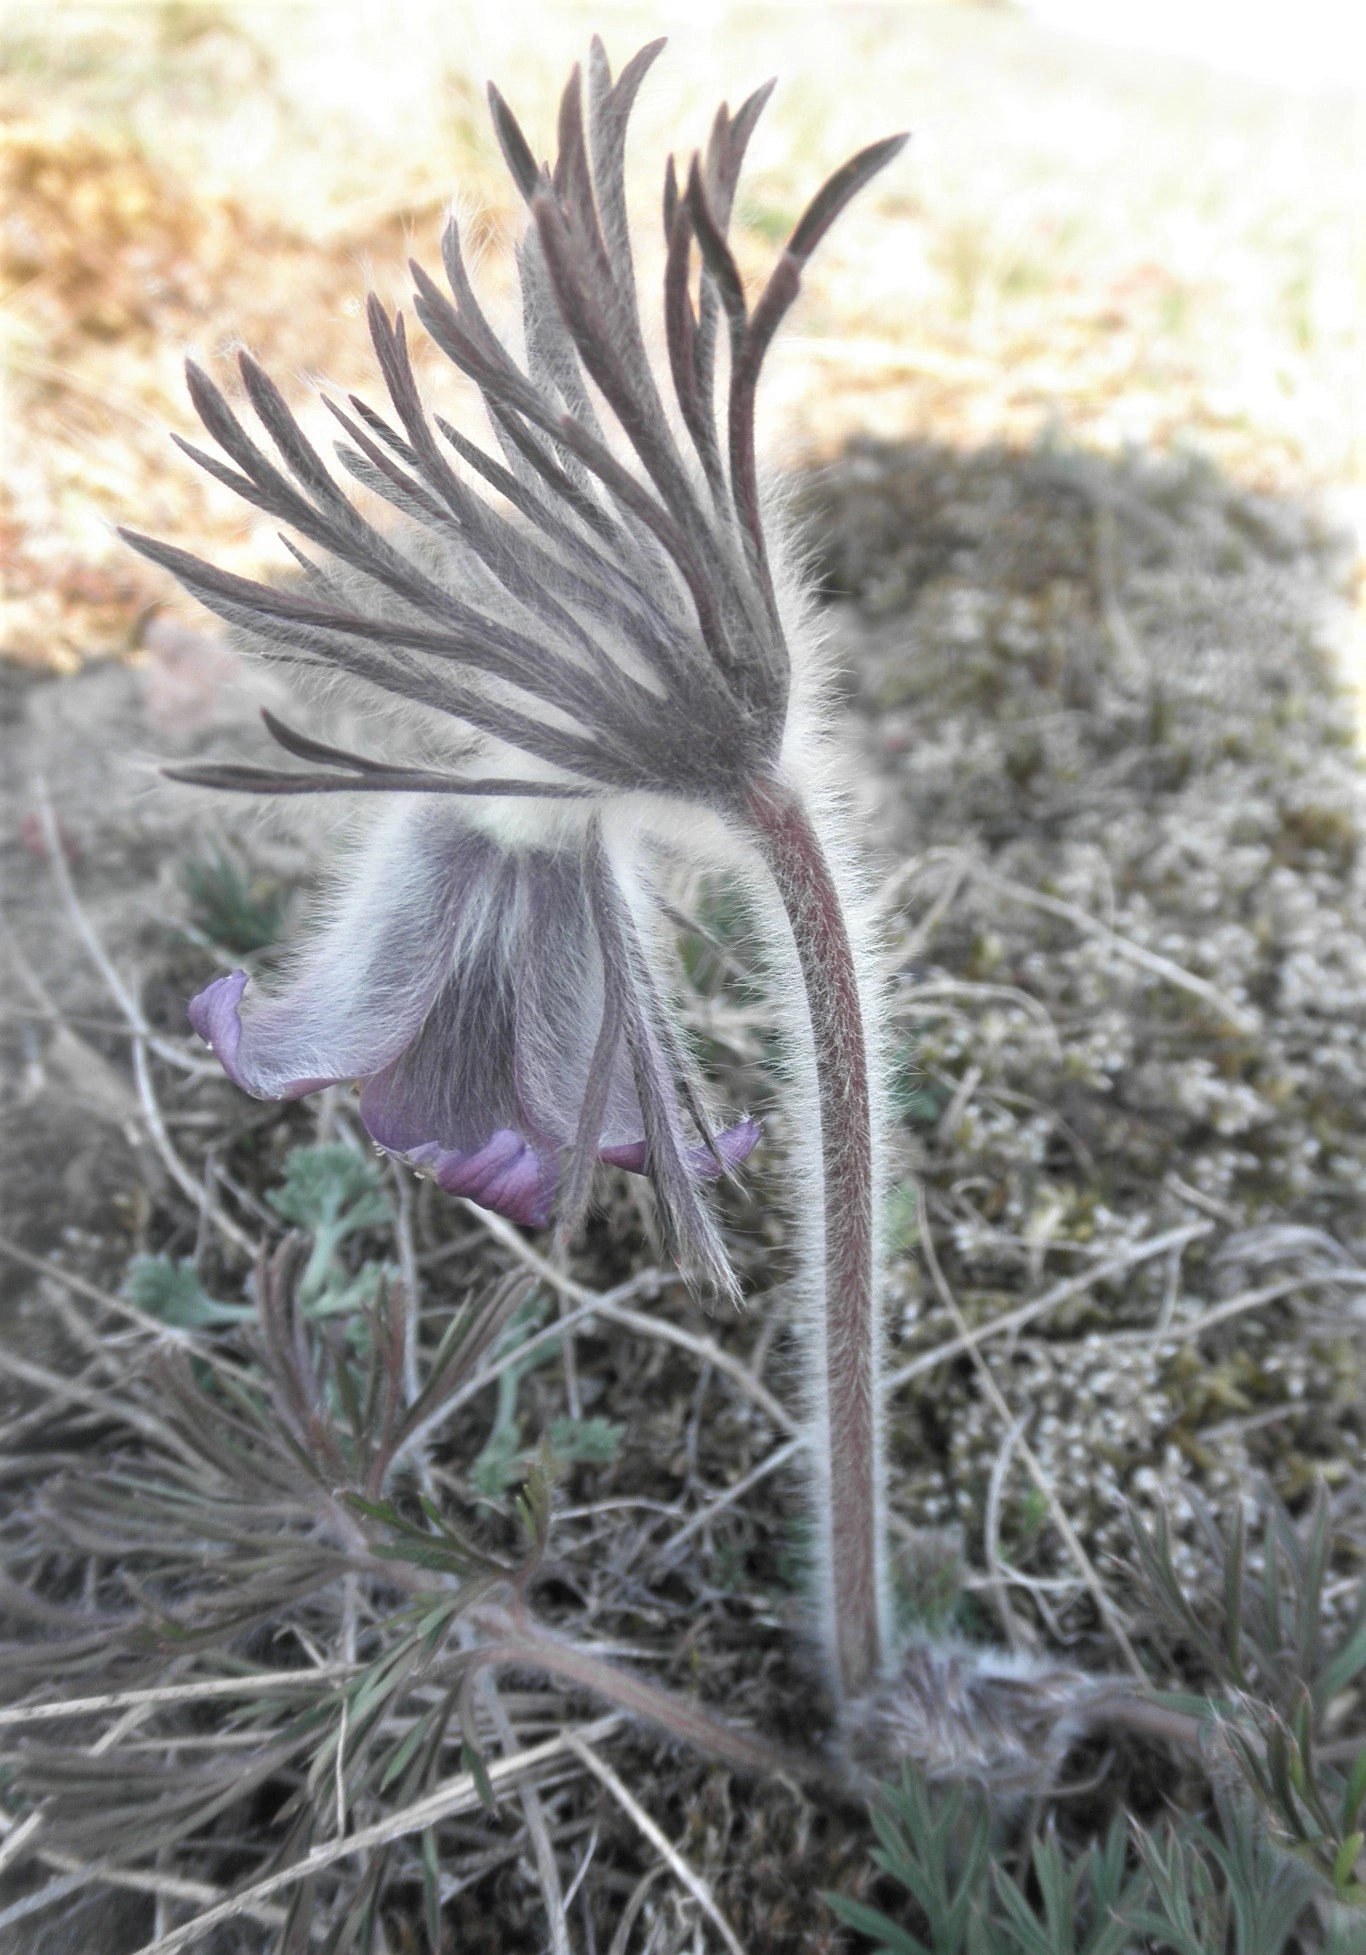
[746, 776, 885, 1702]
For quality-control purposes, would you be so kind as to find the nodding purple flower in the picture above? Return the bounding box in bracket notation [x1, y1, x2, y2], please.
[128, 39, 906, 1697]
[186, 805, 759, 1281]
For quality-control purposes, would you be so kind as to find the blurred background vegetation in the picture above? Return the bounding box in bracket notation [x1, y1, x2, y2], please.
[2, 0, 1362, 674]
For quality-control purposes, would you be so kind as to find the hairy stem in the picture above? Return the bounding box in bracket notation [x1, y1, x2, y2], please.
[468, 1613, 840, 1790]
[745, 775, 885, 1701]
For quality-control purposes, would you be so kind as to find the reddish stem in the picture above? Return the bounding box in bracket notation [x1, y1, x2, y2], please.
[745, 775, 884, 1700]
[469, 1614, 838, 1789]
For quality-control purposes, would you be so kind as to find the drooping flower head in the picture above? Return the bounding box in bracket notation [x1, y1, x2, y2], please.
[124, 42, 904, 1293]
[185, 807, 758, 1254]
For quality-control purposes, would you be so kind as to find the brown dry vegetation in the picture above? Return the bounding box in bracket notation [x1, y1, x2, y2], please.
[3, 2, 1362, 666]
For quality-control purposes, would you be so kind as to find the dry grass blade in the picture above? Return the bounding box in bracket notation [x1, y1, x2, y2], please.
[968, 860, 1259, 1036]
[465, 1206, 798, 1435]
[915, 1185, 1145, 1677]
[480, 1672, 572, 1955]
[565, 1733, 749, 1955]
[883, 1220, 1211, 1393]
[2, 1850, 289, 1933]
[607, 1864, 666, 1955]
[130, 1030, 255, 1259]
[649, 1437, 803, 1571]
[396, 1265, 682, 1455]
[18, 785, 218, 1080]
[596, 1300, 797, 1439]
[0, 1233, 204, 1346]
[1107, 1275, 1348, 1346]
[125, 1716, 622, 1955]
[0, 1346, 198, 1461]
[5, 23, 1365, 1941]
[0, 1666, 363, 1731]
[29, 777, 254, 1256]
[0, 1811, 45, 1878]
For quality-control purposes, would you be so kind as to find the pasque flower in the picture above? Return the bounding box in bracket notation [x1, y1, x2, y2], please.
[126, 41, 904, 1705]
[186, 810, 759, 1247]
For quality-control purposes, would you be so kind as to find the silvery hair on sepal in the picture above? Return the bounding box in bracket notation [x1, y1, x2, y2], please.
[121, 40, 905, 1288]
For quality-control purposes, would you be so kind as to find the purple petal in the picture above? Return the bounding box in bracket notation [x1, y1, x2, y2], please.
[186, 815, 760, 1242]
[599, 1115, 761, 1178]
[356, 847, 626, 1229]
[188, 968, 247, 1069]
[185, 806, 499, 1101]
[695, 1115, 763, 1173]
[406, 1132, 558, 1228]
[188, 970, 335, 1098]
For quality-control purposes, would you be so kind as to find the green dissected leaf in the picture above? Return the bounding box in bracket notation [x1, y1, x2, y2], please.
[122, 1255, 253, 1328]
[840, 1769, 993, 1954]
[471, 1422, 526, 1499]
[281, 1874, 316, 1955]
[1129, 1503, 1226, 1677]
[1085, 1821, 1146, 1955]
[1128, 1826, 1222, 1955]
[1317, 1623, 1366, 1713]
[1030, 1835, 1075, 1950]
[319, 1851, 388, 1955]
[822, 1891, 934, 1955]
[1263, 1524, 1286, 1669]
[1211, 1807, 1319, 1955]
[1267, 1723, 1308, 1839]
[268, 1145, 391, 1309]
[1341, 1752, 1366, 1837]
[1127, 1485, 1366, 1886]
[182, 848, 287, 954]
[546, 1415, 624, 1465]
[1293, 1490, 1332, 1683]
[1153, 1688, 1232, 1721]
[421, 1824, 442, 1951]
[379, 1694, 446, 1794]
[515, 1449, 554, 1563]
[1322, 1914, 1366, 1955]
[270, 1145, 389, 1237]
[889, 1044, 946, 1133]
[1333, 1833, 1365, 1893]
[343, 1489, 498, 1592]
[470, 1295, 557, 1494]
[454, 1663, 497, 1815]
[884, 1181, 921, 1253]
[407, 1688, 461, 1805]
[349, 1649, 418, 1729]
[1224, 1501, 1248, 1687]
[308, 1261, 386, 1318]
[674, 877, 762, 1001]
[992, 1872, 1057, 1955]
[460, 1738, 496, 1815]
[342, 1492, 404, 1531]
[993, 1826, 1145, 1955]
